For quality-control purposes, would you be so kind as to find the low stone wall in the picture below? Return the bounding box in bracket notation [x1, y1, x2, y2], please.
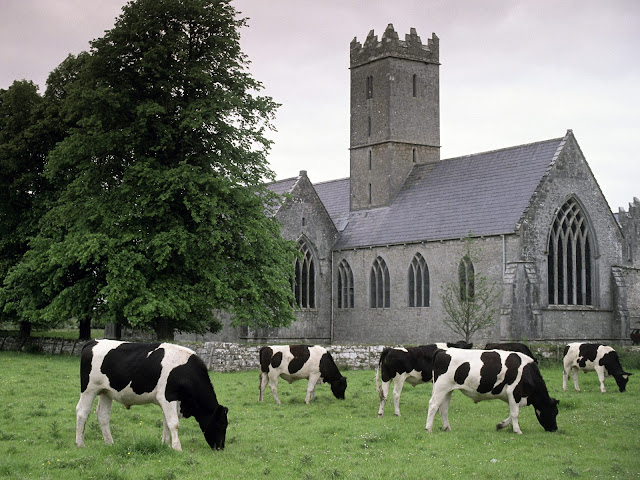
[0, 335, 85, 355]
[0, 337, 386, 372]
[192, 342, 386, 372]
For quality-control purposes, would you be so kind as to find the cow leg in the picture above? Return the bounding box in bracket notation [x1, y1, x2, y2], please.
[595, 366, 607, 393]
[498, 398, 522, 434]
[438, 391, 453, 431]
[259, 372, 268, 402]
[571, 367, 581, 392]
[268, 375, 281, 405]
[305, 373, 321, 404]
[377, 380, 391, 417]
[426, 385, 448, 432]
[159, 401, 182, 451]
[562, 367, 569, 391]
[96, 394, 114, 445]
[75, 390, 97, 447]
[392, 376, 406, 417]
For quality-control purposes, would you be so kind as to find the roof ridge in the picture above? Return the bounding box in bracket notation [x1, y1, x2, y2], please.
[441, 136, 564, 162]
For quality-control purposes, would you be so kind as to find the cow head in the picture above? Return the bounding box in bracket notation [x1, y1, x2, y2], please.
[534, 397, 559, 432]
[330, 376, 347, 400]
[613, 372, 632, 392]
[203, 405, 229, 450]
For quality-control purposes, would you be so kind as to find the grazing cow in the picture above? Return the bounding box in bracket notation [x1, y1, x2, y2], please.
[76, 340, 228, 451]
[376, 342, 472, 417]
[485, 342, 537, 363]
[426, 348, 559, 434]
[562, 343, 632, 393]
[259, 345, 347, 404]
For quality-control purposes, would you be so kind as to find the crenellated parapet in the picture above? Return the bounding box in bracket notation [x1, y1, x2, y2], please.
[350, 24, 439, 68]
[619, 197, 640, 266]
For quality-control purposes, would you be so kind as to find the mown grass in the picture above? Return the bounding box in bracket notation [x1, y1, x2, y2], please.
[0, 351, 638, 479]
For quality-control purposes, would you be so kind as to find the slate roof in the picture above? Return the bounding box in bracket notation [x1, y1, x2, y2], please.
[333, 136, 565, 249]
[267, 135, 567, 250]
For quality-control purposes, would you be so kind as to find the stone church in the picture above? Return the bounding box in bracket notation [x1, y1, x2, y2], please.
[213, 24, 640, 346]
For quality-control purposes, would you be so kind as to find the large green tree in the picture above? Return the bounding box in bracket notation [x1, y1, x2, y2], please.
[2, 0, 296, 340]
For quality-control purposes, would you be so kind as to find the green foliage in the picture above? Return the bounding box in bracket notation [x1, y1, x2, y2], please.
[440, 235, 501, 343]
[0, 352, 638, 479]
[1, 0, 296, 338]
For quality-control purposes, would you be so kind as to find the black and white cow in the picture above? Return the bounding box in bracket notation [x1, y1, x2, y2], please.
[376, 342, 471, 417]
[76, 340, 228, 451]
[259, 345, 347, 404]
[425, 348, 559, 434]
[485, 342, 537, 363]
[562, 342, 632, 393]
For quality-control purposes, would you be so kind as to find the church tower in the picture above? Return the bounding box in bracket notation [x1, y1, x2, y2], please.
[349, 24, 440, 210]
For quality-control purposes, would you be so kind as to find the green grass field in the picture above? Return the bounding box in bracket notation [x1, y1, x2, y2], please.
[0, 351, 638, 479]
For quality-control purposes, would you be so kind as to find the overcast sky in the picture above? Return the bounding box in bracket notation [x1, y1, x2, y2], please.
[1, 0, 639, 211]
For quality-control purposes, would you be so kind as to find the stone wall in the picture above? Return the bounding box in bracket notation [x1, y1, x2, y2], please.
[193, 342, 386, 372]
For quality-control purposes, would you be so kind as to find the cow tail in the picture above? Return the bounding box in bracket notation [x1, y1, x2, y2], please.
[376, 347, 391, 400]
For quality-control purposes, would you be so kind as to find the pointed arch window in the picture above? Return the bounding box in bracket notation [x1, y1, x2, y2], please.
[458, 255, 474, 301]
[370, 256, 390, 308]
[293, 240, 315, 309]
[337, 259, 355, 309]
[409, 253, 430, 307]
[547, 198, 593, 306]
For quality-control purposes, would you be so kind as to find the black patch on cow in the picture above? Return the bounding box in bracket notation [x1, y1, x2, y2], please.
[101, 342, 164, 393]
[319, 352, 341, 382]
[166, 354, 217, 419]
[477, 351, 501, 394]
[259, 347, 274, 372]
[165, 354, 228, 450]
[577, 343, 600, 367]
[271, 352, 283, 369]
[454, 362, 470, 385]
[288, 345, 311, 374]
[432, 351, 452, 383]
[378, 345, 440, 383]
[599, 351, 622, 374]
[79, 340, 98, 393]
[491, 353, 522, 395]
[562, 344, 569, 358]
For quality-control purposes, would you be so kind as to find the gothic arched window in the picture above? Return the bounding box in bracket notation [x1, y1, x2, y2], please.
[293, 240, 315, 309]
[547, 198, 593, 306]
[370, 256, 390, 308]
[337, 259, 355, 309]
[409, 253, 430, 307]
[458, 255, 474, 301]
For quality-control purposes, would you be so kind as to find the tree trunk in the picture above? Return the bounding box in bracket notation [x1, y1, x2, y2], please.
[18, 321, 31, 338]
[78, 317, 92, 340]
[155, 318, 174, 341]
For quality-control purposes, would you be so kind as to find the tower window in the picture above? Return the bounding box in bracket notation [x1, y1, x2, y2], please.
[368, 150, 372, 170]
[367, 116, 371, 137]
[547, 198, 594, 306]
[368, 183, 372, 204]
[412, 74, 417, 97]
[412, 148, 417, 163]
[366, 75, 373, 99]
[370, 256, 390, 308]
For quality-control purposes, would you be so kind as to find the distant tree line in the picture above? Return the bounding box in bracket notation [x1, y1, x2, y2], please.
[0, 0, 297, 340]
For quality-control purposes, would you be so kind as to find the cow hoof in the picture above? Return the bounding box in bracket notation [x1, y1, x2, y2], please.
[377, 413, 383, 418]
[394, 413, 401, 417]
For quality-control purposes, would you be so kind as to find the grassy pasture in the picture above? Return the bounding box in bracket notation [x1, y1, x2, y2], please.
[0, 351, 638, 479]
